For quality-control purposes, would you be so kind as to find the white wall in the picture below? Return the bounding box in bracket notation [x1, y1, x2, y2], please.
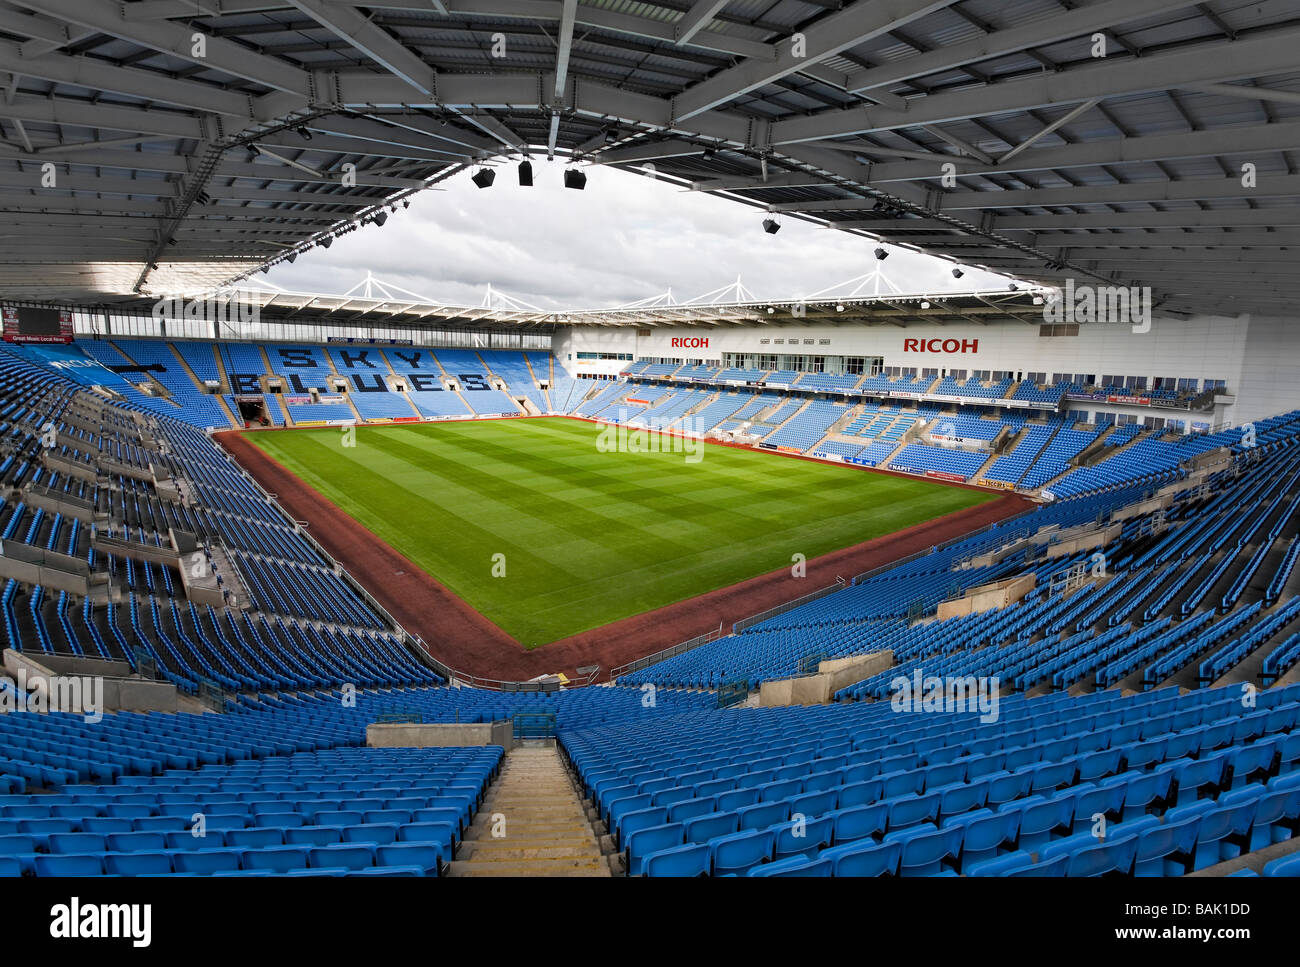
[554, 312, 1298, 426]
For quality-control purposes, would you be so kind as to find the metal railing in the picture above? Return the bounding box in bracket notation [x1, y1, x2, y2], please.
[732, 578, 847, 633]
[609, 623, 724, 681]
[415, 648, 603, 692]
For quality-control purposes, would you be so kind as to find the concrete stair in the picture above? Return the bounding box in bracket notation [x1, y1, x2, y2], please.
[448, 745, 612, 877]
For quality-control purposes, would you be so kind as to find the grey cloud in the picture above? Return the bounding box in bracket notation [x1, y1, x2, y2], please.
[265, 165, 1014, 307]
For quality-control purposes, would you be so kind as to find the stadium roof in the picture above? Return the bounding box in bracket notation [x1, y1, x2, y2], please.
[1, 0, 1297, 315]
[61, 282, 1055, 330]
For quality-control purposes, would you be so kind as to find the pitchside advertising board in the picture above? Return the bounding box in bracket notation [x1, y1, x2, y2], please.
[2, 306, 74, 343]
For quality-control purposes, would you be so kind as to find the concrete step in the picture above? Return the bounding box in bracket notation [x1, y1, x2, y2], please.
[450, 744, 611, 877]
[463, 831, 598, 849]
[447, 856, 610, 877]
[459, 842, 603, 861]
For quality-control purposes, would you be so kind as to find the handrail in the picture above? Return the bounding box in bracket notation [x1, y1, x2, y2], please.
[609, 623, 724, 681]
[414, 643, 603, 691]
[732, 578, 846, 633]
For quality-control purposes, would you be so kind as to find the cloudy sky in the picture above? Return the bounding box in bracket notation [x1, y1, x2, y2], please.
[263, 163, 1014, 309]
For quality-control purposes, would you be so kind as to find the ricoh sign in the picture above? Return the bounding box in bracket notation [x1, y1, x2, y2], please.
[670, 337, 710, 349]
[903, 338, 979, 354]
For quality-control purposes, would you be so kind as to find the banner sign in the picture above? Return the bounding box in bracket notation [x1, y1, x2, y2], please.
[326, 337, 413, 345]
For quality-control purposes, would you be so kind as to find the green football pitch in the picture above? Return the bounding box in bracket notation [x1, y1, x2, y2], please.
[245, 417, 995, 646]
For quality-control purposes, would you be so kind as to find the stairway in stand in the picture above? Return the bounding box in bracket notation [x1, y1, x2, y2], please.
[447, 745, 612, 877]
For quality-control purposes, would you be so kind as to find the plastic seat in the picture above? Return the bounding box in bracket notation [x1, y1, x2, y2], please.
[34, 853, 105, 877]
[789, 789, 837, 820]
[396, 823, 456, 851]
[626, 823, 685, 876]
[985, 769, 1033, 808]
[165, 829, 226, 851]
[1063, 834, 1140, 877]
[885, 823, 963, 876]
[708, 828, 774, 877]
[375, 843, 443, 875]
[1242, 788, 1298, 853]
[829, 774, 881, 806]
[737, 800, 786, 831]
[886, 791, 940, 830]
[827, 803, 888, 845]
[105, 851, 173, 876]
[227, 828, 285, 849]
[966, 850, 1068, 877]
[747, 855, 831, 877]
[667, 797, 716, 824]
[935, 779, 989, 818]
[643, 842, 710, 877]
[1169, 754, 1229, 807]
[106, 831, 168, 853]
[773, 816, 833, 860]
[48, 832, 107, 855]
[715, 787, 760, 812]
[1263, 853, 1300, 877]
[341, 824, 400, 846]
[1133, 815, 1201, 876]
[684, 811, 738, 845]
[618, 807, 669, 843]
[308, 845, 375, 871]
[822, 839, 900, 877]
[172, 850, 242, 873]
[1008, 793, 1074, 854]
[285, 825, 344, 847]
[942, 808, 1017, 868]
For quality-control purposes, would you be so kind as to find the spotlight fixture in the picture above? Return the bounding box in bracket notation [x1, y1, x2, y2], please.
[286, 252, 297, 263]
[1008, 283, 1019, 291]
[874, 247, 889, 261]
[1032, 295, 1044, 305]
[951, 267, 964, 279]
[836, 303, 845, 312]
[518, 159, 533, 187]
[373, 210, 388, 226]
[296, 126, 312, 141]
[471, 168, 496, 189]
[762, 218, 780, 234]
[320, 235, 332, 249]
[702, 147, 716, 161]
[920, 301, 931, 309]
[564, 168, 587, 190]
[402, 199, 410, 208]
[766, 307, 775, 315]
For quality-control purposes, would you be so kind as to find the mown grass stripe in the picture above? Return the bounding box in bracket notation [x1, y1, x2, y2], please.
[247, 417, 994, 645]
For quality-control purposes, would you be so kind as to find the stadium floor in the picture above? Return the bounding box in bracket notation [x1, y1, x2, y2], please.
[219, 417, 1029, 678]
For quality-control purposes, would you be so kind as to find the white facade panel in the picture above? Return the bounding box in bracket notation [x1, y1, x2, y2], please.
[553, 312, 1296, 426]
